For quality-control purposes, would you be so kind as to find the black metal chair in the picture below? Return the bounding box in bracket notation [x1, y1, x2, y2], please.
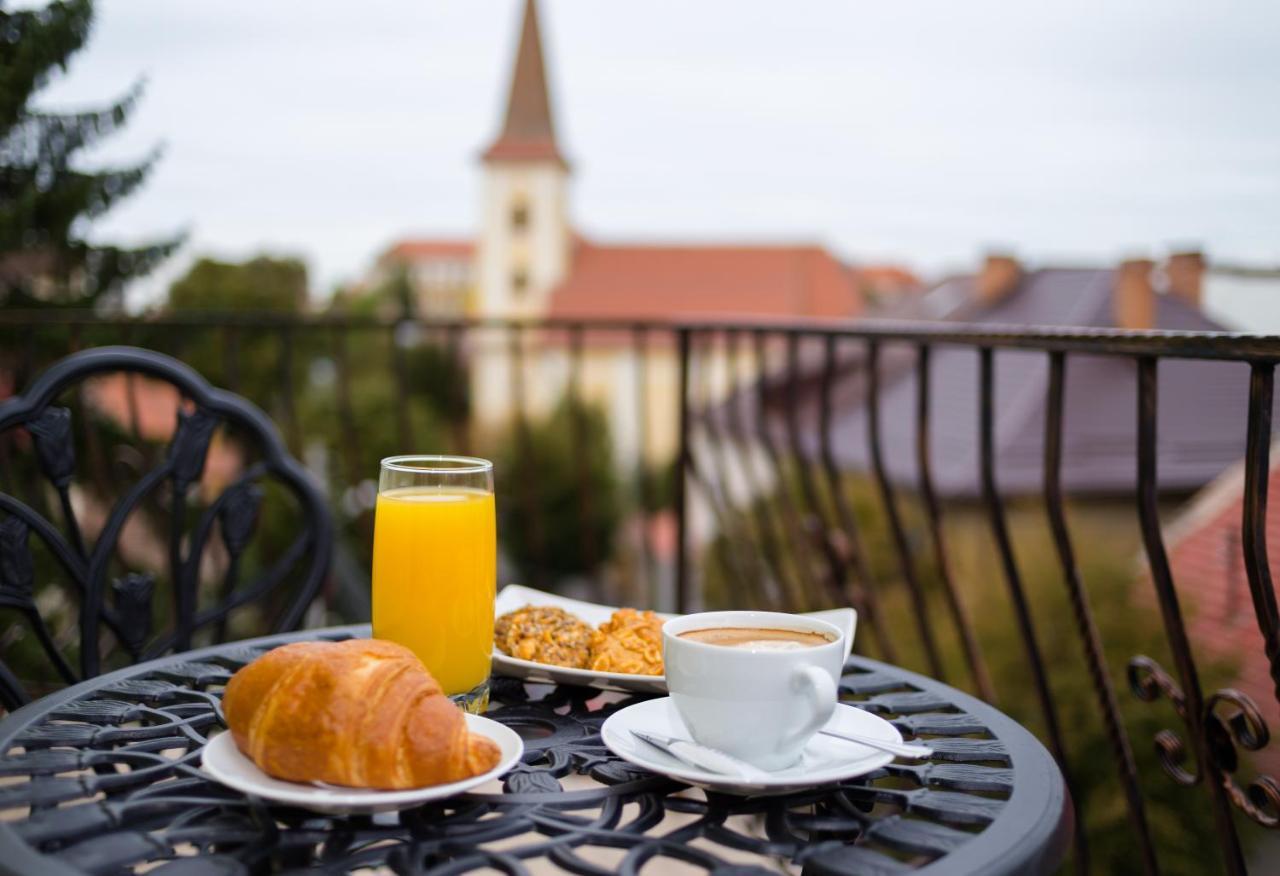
[0, 346, 333, 710]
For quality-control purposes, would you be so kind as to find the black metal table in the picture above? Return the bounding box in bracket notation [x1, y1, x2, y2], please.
[0, 625, 1071, 875]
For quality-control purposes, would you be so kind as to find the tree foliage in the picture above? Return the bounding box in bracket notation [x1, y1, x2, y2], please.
[168, 256, 307, 313]
[496, 395, 621, 583]
[0, 0, 178, 309]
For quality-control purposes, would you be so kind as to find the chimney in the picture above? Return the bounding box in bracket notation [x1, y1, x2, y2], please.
[1166, 251, 1205, 309]
[1114, 259, 1154, 330]
[975, 254, 1021, 306]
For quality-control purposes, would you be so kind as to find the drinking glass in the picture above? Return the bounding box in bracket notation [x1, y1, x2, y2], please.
[373, 455, 496, 712]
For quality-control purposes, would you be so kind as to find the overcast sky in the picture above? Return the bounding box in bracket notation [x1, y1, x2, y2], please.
[31, 0, 1280, 307]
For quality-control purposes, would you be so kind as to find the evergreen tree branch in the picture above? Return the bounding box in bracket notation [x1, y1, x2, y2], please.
[0, 0, 94, 133]
[0, 80, 144, 169]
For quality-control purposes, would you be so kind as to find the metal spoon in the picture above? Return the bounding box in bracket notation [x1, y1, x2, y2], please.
[819, 729, 933, 759]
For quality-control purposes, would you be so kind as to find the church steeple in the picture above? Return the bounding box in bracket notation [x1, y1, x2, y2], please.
[473, 0, 573, 404]
[483, 0, 565, 166]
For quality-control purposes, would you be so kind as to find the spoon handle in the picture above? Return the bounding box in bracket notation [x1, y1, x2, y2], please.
[819, 729, 933, 759]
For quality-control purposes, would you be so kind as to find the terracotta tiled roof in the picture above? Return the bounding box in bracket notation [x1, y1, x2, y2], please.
[482, 0, 565, 167]
[854, 265, 922, 292]
[547, 242, 867, 321]
[1154, 449, 1280, 774]
[381, 240, 474, 262]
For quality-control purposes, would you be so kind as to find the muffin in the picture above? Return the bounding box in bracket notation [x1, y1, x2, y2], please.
[588, 608, 664, 675]
[494, 605, 593, 668]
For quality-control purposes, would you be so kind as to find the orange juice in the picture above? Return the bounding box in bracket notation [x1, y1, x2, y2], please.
[372, 486, 496, 695]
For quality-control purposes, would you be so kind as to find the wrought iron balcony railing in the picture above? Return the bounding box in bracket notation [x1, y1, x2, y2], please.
[1, 309, 1278, 874]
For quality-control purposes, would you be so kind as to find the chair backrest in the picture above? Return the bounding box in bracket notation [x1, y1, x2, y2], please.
[0, 345, 332, 709]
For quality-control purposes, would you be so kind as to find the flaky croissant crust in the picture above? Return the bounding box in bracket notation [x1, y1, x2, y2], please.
[222, 638, 500, 789]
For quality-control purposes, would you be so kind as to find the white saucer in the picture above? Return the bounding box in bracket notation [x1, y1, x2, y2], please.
[201, 713, 524, 814]
[601, 698, 900, 796]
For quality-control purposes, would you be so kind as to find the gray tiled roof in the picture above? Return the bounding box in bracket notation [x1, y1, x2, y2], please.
[789, 268, 1264, 498]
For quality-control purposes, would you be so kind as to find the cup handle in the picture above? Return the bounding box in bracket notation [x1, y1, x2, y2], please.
[782, 665, 837, 752]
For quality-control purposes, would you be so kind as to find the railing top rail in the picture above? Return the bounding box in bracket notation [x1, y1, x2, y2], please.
[2, 310, 1278, 362]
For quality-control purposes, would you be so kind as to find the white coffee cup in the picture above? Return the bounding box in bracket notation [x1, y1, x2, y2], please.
[662, 610, 843, 771]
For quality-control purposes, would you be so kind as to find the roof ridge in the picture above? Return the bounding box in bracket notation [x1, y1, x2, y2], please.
[575, 239, 836, 253]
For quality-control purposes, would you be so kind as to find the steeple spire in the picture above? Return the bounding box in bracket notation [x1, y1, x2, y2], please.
[483, 0, 566, 166]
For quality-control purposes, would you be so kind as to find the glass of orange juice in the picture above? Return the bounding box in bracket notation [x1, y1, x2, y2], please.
[372, 455, 496, 713]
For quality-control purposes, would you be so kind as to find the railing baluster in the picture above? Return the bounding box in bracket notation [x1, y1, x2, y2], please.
[915, 344, 994, 702]
[331, 325, 362, 490]
[690, 330, 766, 606]
[633, 325, 655, 602]
[509, 323, 545, 588]
[978, 348, 1071, 774]
[67, 324, 111, 500]
[122, 320, 145, 459]
[447, 323, 470, 452]
[867, 339, 945, 679]
[17, 323, 34, 392]
[1136, 357, 1246, 874]
[568, 324, 596, 576]
[675, 326, 691, 613]
[753, 329, 820, 611]
[1043, 352, 1143, 875]
[277, 325, 301, 456]
[784, 332, 852, 609]
[723, 329, 793, 606]
[1242, 362, 1280, 705]
[390, 321, 414, 451]
[817, 335, 897, 662]
[223, 325, 241, 395]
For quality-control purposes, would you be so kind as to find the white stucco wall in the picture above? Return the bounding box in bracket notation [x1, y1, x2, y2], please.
[472, 160, 571, 427]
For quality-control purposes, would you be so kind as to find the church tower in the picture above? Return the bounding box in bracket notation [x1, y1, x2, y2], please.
[476, 0, 571, 321]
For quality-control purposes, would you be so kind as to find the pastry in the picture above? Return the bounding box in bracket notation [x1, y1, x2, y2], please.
[494, 605, 593, 668]
[588, 608, 664, 675]
[222, 638, 500, 789]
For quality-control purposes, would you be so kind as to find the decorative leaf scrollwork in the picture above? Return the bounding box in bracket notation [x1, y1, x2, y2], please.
[26, 407, 75, 489]
[1205, 689, 1279, 828]
[167, 407, 219, 493]
[1128, 655, 1199, 785]
[0, 517, 34, 608]
[504, 768, 563, 794]
[112, 573, 155, 654]
[219, 482, 263, 557]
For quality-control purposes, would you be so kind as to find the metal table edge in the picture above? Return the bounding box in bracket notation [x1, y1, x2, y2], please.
[856, 656, 1074, 876]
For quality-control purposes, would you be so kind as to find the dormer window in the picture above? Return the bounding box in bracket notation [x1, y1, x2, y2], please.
[511, 202, 530, 232]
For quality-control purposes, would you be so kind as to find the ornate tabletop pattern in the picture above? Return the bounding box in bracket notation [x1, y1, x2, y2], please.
[0, 627, 1070, 875]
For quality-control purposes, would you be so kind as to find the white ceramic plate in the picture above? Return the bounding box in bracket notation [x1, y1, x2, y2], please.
[601, 698, 897, 795]
[200, 713, 524, 814]
[491, 584, 857, 693]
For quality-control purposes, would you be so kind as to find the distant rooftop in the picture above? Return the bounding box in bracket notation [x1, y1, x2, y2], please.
[380, 240, 474, 262]
[773, 258, 1271, 498]
[549, 242, 870, 321]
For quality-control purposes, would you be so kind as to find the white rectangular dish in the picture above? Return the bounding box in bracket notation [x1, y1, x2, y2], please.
[491, 584, 857, 693]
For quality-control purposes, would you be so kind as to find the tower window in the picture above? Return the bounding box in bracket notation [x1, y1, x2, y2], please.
[511, 202, 530, 231]
[512, 269, 529, 294]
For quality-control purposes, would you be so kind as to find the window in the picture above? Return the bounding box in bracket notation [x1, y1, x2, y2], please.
[511, 202, 529, 232]
[512, 269, 529, 294]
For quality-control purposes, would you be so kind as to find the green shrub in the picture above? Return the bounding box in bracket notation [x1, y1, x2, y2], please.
[495, 395, 620, 583]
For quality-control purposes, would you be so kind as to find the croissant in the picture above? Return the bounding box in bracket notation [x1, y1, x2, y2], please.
[222, 638, 501, 789]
